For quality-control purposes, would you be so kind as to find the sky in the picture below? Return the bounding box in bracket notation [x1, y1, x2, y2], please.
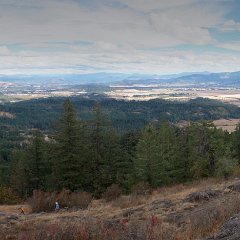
[0, 0, 240, 75]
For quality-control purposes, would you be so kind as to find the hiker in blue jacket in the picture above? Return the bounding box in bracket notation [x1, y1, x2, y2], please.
[55, 202, 60, 211]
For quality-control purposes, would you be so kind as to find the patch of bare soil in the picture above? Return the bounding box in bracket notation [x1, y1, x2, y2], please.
[213, 118, 240, 133]
[0, 111, 15, 119]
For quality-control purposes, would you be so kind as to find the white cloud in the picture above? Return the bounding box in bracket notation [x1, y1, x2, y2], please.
[1, 43, 240, 75]
[0, 0, 238, 74]
[217, 42, 240, 51]
[119, 0, 200, 12]
[149, 13, 213, 45]
[0, 0, 225, 47]
[219, 20, 240, 32]
[0, 46, 11, 55]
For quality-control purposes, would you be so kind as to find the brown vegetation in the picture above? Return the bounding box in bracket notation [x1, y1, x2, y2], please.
[102, 184, 122, 202]
[28, 189, 92, 212]
[1, 178, 240, 239]
[178, 118, 240, 133]
[0, 186, 20, 204]
[0, 111, 15, 119]
[213, 118, 240, 132]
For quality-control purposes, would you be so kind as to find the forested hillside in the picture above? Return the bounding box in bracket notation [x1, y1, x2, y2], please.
[1, 96, 240, 132]
[0, 97, 240, 198]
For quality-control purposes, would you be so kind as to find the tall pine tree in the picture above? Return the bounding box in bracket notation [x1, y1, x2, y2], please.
[54, 99, 88, 191]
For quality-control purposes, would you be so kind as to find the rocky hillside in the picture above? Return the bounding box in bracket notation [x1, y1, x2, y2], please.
[1, 179, 240, 240]
[207, 214, 240, 240]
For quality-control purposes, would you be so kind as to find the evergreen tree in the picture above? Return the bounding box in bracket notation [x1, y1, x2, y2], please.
[134, 124, 159, 186]
[89, 103, 130, 196]
[183, 122, 232, 179]
[10, 149, 29, 197]
[26, 130, 47, 190]
[157, 122, 181, 183]
[134, 121, 179, 187]
[54, 99, 88, 191]
[10, 130, 48, 196]
[233, 123, 240, 164]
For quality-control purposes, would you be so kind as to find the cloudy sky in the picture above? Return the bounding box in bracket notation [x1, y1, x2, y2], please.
[0, 0, 240, 75]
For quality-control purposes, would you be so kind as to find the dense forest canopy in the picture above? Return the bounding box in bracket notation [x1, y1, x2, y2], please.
[1, 96, 240, 132]
[0, 96, 240, 198]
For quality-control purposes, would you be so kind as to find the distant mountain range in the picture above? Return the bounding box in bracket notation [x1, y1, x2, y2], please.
[0, 71, 240, 87]
[155, 71, 240, 87]
[118, 71, 240, 87]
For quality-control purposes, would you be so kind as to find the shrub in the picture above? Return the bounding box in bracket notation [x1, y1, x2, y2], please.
[132, 182, 151, 196]
[216, 158, 236, 179]
[28, 189, 92, 212]
[17, 218, 176, 240]
[0, 186, 20, 204]
[68, 191, 93, 209]
[102, 184, 122, 202]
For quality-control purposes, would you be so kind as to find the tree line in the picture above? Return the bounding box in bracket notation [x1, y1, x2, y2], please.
[3, 99, 240, 198]
[1, 96, 240, 133]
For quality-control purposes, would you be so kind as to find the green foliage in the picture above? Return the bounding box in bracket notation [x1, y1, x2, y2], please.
[88, 103, 131, 196]
[54, 99, 86, 190]
[233, 123, 240, 164]
[178, 122, 232, 179]
[131, 182, 151, 196]
[215, 158, 237, 179]
[1, 96, 240, 132]
[0, 98, 239, 198]
[134, 122, 180, 187]
[10, 151, 29, 198]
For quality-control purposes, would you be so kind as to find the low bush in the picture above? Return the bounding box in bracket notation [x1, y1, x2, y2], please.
[0, 186, 20, 204]
[28, 189, 92, 212]
[17, 218, 178, 240]
[216, 158, 237, 179]
[132, 182, 151, 196]
[102, 184, 122, 202]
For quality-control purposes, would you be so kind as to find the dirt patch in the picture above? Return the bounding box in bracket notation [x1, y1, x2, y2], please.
[0, 111, 15, 119]
[213, 118, 240, 133]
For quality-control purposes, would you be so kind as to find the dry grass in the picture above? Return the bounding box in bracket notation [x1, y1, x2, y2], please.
[102, 184, 122, 202]
[178, 118, 240, 133]
[28, 189, 92, 213]
[213, 118, 240, 132]
[1, 177, 240, 240]
[0, 204, 30, 214]
[0, 186, 20, 205]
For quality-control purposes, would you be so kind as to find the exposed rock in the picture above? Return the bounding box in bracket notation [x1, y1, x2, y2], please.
[122, 207, 144, 217]
[227, 182, 240, 192]
[206, 214, 240, 240]
[223, 188, 232, 194]
[7, 215, 19, 221]
[0, 212, 6, 216]
[205, 190, 222, 197]
[185, 190, 221, 202]
[0, 214, 20, 226]
[148, 199, 174, 211]
[182, 202, 197, 210]
[166, 212, 185, 225]
[103, 219, 122, 229]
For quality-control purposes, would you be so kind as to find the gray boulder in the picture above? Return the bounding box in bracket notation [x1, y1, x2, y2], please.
[207, 214, 240, 240]
[185, 189, 221, 202]
[228, 182, 240, 192]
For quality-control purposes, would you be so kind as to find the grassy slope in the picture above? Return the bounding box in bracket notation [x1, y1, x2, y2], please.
[1, 177, 240, 240]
